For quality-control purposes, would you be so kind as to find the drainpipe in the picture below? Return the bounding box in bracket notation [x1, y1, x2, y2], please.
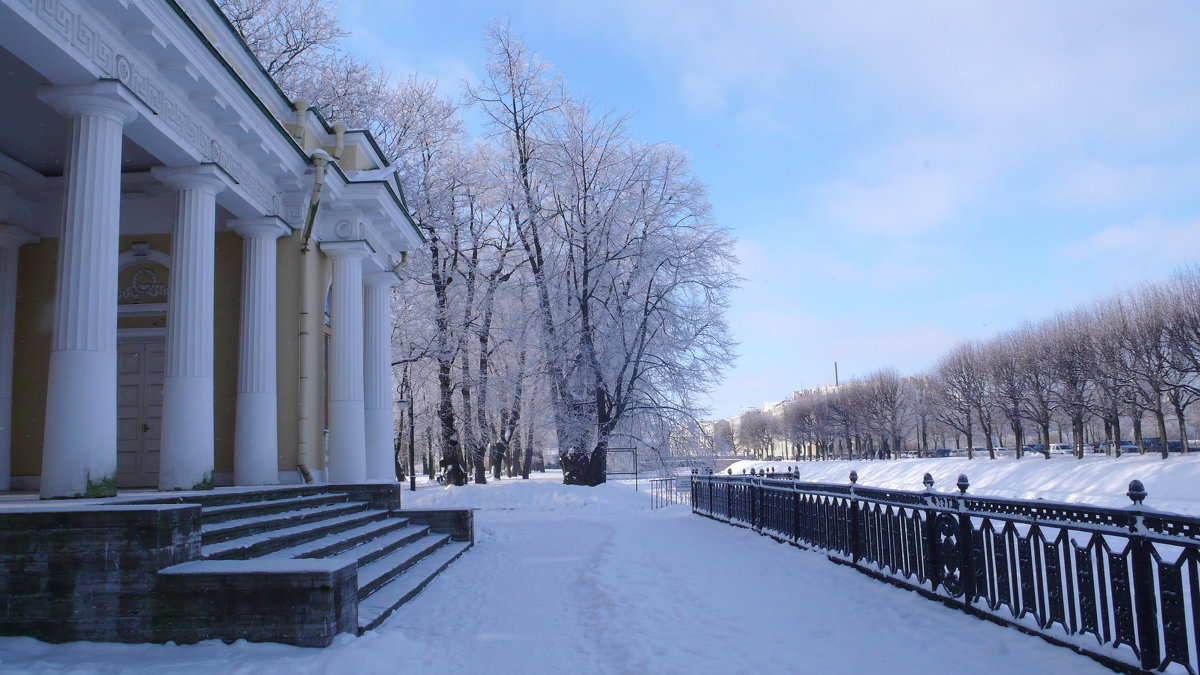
[296, 149, 330, 482]
[291, 98, 309, 144]
[299, 150, 328, 254]
[331, 123, 347, 161]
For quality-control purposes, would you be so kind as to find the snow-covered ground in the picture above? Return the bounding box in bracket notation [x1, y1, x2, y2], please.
[727, 453, 1200, 516]
[0, 472, 1108, 674]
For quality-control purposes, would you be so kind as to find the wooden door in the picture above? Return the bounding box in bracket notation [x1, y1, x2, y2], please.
[116, 341, 165, 488]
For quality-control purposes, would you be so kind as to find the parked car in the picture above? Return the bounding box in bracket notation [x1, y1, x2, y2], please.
[1047, 443, 1073, 455]
[926, 448, 952, 458]
[1168, 440, 1200, 452]
[1025, 444, 1046, 454]
[1095, 440, 1136, 453]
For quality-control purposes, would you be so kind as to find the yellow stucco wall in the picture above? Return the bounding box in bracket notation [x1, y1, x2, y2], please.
[275, 230, 301, 474]
[11, 238, 55, 478]
[213, 231, 241, 477]
[11, 233, 246, 483]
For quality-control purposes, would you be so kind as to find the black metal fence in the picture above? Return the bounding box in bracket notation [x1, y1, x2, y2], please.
[692, 469, 1200, 674]
[649, 476, 691, 510]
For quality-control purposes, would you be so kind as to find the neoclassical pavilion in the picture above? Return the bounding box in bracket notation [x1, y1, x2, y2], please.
[0, 0, 421, 497]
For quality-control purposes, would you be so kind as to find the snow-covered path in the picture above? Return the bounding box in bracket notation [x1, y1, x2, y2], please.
[0, 475, 1108, 674]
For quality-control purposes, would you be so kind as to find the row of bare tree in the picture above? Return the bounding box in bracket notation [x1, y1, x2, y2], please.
[716, 269, 1200, 462]
[216, 3, 737, 485]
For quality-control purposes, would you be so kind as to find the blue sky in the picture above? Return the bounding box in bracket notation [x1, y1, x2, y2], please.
[338, 0, 1200, 420]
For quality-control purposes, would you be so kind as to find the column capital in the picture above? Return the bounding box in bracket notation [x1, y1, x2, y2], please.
[152, 163, 233, 195]
[363, 270, 400, 288]
[0, 225, 39, 249]
[320, 240, 374, 260]
[229, 216, 291, 240]
[37, 81, 139, 125]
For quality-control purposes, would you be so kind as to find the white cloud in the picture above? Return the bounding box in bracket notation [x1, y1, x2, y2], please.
[1050, 160, 1200, 210]
[814, 172, 964, 236]
[679, 72, 725, 110]
[1063, 216, 1200, 267]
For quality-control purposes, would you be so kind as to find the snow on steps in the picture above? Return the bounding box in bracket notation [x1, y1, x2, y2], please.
[357, 540, 472, 633]
[166, 490, 471, 638]
[200, 493, 350, 525]
[201, 506, 388, 559]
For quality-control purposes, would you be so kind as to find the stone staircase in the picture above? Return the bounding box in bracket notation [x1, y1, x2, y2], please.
[150, 485, 472, 642]
[0, 483, 472, 647]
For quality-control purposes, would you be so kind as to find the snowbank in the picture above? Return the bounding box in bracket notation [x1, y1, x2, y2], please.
[724, 453, 1200, 515]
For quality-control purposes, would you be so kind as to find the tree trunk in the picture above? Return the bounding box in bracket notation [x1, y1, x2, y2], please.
[1010, 417, 1023, 459]
[1154, 408, 1170, 459]
[560, 441, 592, 485]
[1172, 399, 1189, 454]
[583, 439, 608, 487]
[523, 425, 535, 479]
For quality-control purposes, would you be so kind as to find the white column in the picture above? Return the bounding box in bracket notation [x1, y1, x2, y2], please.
[321, 240, 372, 483]
[152, 165, 228, 491]
[37, 83, 138, 499]
[230, 217, 290, 486]
[363, 271, 399, 482]
[0, 225, 38, 492]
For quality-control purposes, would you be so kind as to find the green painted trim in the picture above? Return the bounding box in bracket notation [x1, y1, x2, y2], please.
[164, 0, 309, 163]
[170, 1, 424, 244]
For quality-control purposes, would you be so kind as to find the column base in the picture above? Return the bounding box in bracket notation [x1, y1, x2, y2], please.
[234, 392, 279, 486]
[328, 400, 367, 483]
[41, 350, 117, 498]
[364, 407, 395, 482]
[159, 376, 215, 491]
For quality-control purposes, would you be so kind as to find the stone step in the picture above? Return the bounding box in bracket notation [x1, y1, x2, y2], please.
[341, 523, 433, 569]
[203, 508, 389, 560]
[357, 533, 451, 600]
[202, 501, 367, 545]
[357, 540, 472, 633]
[201, 493, 349, 526]
[262, 518, 421, 560]
[116, 484, 337, 509]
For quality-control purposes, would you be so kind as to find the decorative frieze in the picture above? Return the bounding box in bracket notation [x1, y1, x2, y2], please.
[17, 0, 284, 216]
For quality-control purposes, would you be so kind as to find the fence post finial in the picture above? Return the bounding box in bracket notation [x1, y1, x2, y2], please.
[1127, 479, 1147, 505]
[849, 470, 858, 485]
[923, 473, 934, 490]
[956, 474, 969, 494]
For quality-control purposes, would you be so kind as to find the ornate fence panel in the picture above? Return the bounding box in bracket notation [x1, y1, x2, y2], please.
[649, 477, 692, 509]
[691, 470, 1200, 674]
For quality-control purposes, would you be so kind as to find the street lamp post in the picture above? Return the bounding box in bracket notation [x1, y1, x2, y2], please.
[396, 398, 416, 491]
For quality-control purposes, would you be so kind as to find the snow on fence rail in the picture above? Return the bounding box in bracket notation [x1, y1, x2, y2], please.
[692, 468, 1200, 674]
[649, 476, 691, 509]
